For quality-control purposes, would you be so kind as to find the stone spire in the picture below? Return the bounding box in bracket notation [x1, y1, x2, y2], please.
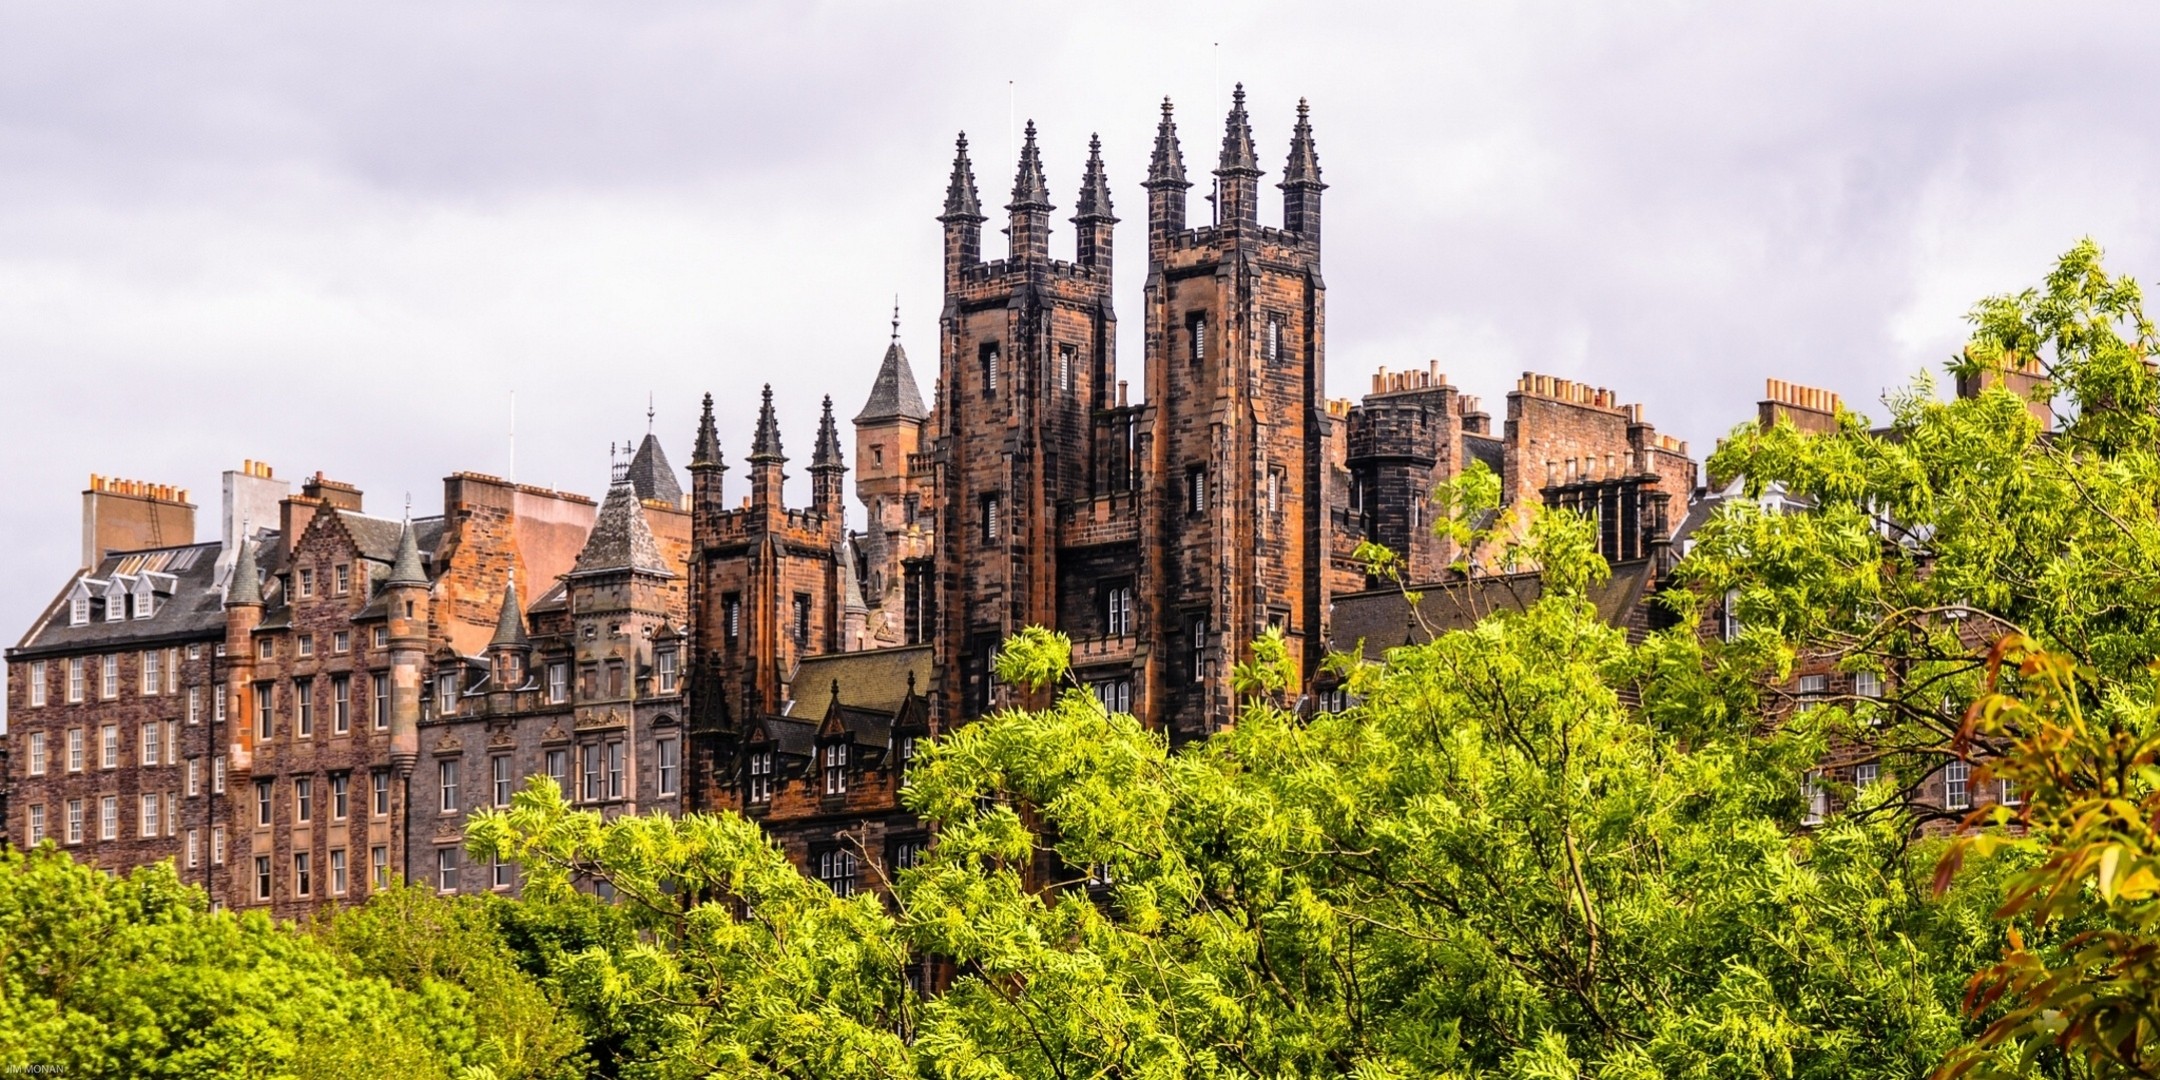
[1075, 133, 1116, 221]
[225, 533, 262, 607]
[624, 432, 683, 506]
[690, 392, 724, 469]
[1216, 83, 1262, 225]
[1281, 97, 1326, 241]
[857, 303, 929, 424]
[812, 395, 844, 468]
[1282, 98, 1323, 188]
[1008, 120, 1053, 262]
[1146, 97, 1191, 236]
[940, 133, 985, 223]
[1218, 84, 1260, 175]
[387, 516, 427, 587]
[1146, 97, 1189, 188]
[749, 384, 785, 464]
[571, 468, 673, 578]
[489, 570, 529, 649]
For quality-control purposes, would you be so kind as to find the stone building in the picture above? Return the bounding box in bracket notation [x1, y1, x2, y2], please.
[7, 86, 1728, 912]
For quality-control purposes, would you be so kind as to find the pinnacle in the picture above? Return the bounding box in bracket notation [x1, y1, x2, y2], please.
[691, 391, 724, 470]
[1147, 96, 1190, 188]
[812, 395, 845, 469]
[750, 384, 785, 463]
[1282, 95, 1325, 189]
[1009, 119, 1052, 211]
[1075, 132, 1117, 222]
[226, 534, 263, 607]
[941, 132, 984, 222]
[387, 516, 428, 587]
[1217, 82, 1260, 177]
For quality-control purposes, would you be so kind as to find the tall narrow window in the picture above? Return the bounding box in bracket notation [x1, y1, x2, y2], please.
[656, 738, 679, 796]
[332, 675, 350, 734]
[102, 655, 118, 699]
[100, 795, 118, 840]
[255, 682, 273, 740]
[70, 593, 90, 626]
[66, 799, 84, 844]
[295, 678, 314, 737]
[67, 728, 83, 773]
[139, 793, 160, 837]
[215, 682, 226, 725]
[657, 649, 679, 693]
[68, 658, 83, 703]
[332, 772, 349, 819]
[142, 649, 162, 694]
[548, 662, 568, 703]
[187, 685, 200, 724]
[213, 825, 227, 865]
[1190, 616, 1210, 684]
[545, 749, 568, 792]
[214, 755, 225, 794]
[372, 770, 389, 816]
[294, 776, 313, 823]
[372, 846, 388, 889]
[437, 672, 458, 716]
[330, 849, 348, 895]
[1265, 315, 1282, 364]
[724, 594, 742, 645]
[492, 755, 513, 807]
[439, 759, 460, 813]
[1105, 585, 1134, 637]
[1057, 344, 1075, 391]
[26, 732, 45, 776]
[255, 779, 273, 827]
[606, 741, 625, 800]
[981, 343, 1000, 398]
[185, 827, 199, 868]
[436, 848, 459, 894]
[101, 725, 118, 769]
[335, 563, 351, 595]
[794, 594, 813, 646]
[582, 746, 601, 803]
[255, 855, 272, 902]
[1267, 468, 1284, 517]
[1187, 468, 1208, 515]
[1188, 313, 1207, 365]
[140, 721, 159, 766]
[982, 494, 1001, 541]
[372, 674, 389, 730]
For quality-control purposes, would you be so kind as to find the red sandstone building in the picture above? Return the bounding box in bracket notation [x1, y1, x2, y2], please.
[5, 88, 1734, 910]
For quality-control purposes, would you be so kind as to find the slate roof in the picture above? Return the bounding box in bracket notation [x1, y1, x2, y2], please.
[786, 643, 932, 718]
[10, 542, 226, 657]
[489, 574, 529, 648]
[856, 339, 929, 424]
[625, 433, 684, 506]
[570, 480, 673, 578]
[757, 716, 819, 760]
[1328, 559, 1661, 659]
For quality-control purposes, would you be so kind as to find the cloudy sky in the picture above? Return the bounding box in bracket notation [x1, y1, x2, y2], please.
[4, 2, 2157, 699]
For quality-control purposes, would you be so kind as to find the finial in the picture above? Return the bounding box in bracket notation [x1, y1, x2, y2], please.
[892, 296, 901, 343]
[647, 392, 655, 433]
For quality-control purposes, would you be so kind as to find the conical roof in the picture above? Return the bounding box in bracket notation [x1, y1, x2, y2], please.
[1281, 98, 1324, 189]
[1074, 133, 1117, 222]
[1217, 84, 1260, 177]
[387, 518, 428, 587]
[571, 476, 673, 578]
[858, 304, 928, 423]
[626, 433, 684, 505]
[1147, 97, 1189, 188]
[226, 534, 263, 607]
[489, 572, 529, 649]
[940, 133, 985, 223]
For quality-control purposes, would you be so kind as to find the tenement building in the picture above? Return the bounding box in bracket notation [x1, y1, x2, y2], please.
[7, 87, 1718, 911]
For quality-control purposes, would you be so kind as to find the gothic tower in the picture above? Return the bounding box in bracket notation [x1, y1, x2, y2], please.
[1142, 87, 1328, 743]
[932, 121, 1118, 726]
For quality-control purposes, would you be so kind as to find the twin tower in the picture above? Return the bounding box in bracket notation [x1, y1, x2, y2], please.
[906, 86, 1330, 741]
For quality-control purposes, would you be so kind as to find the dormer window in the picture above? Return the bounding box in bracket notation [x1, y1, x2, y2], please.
[133, 578, 156, 620]
[69, 582, 93, 626]
[437, 672, 459, 716]
[656, 648, 679, 694]
[105, 579, 129, 622]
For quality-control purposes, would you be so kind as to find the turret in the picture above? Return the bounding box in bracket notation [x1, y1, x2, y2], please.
[1073, 133, 1117, 272]
[939, 133, 985, 286]
[748, 384, 786, 511]
[1215, 84, 1262, 228]
[1280, 98, 1324, 243]
[689, 391, 727, 520]
[1145, 98, 1191, 239]
[1007, 120, 1053, 264]
[223, 532, 263, 773]
[810, 395, 847, 513]
[486, 569, 529, 705]
[384, 515, 429, 777]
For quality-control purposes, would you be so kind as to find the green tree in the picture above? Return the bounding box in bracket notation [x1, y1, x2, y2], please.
[0, 845, 471, 1079]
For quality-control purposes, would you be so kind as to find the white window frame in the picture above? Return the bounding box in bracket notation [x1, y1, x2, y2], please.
[29, 660, 46, 707]
[68, 657, 84, 703]
[101, 725, 118, 770]
[656, 738, 679, 796]
[26, 732, 46, 776]
[141, 650, 161, 694]
[140, 722, 159, 766]
[330, 849, 348, 895]
[492, 755, 513, 807]
[1943, 760, 1971, 810]
[439, 759, 460, 814]
[824, 741, 850, 795]
[65, 798, 84, 845]
[100, 795, 118, 841]
[140, 793, 160, 838]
